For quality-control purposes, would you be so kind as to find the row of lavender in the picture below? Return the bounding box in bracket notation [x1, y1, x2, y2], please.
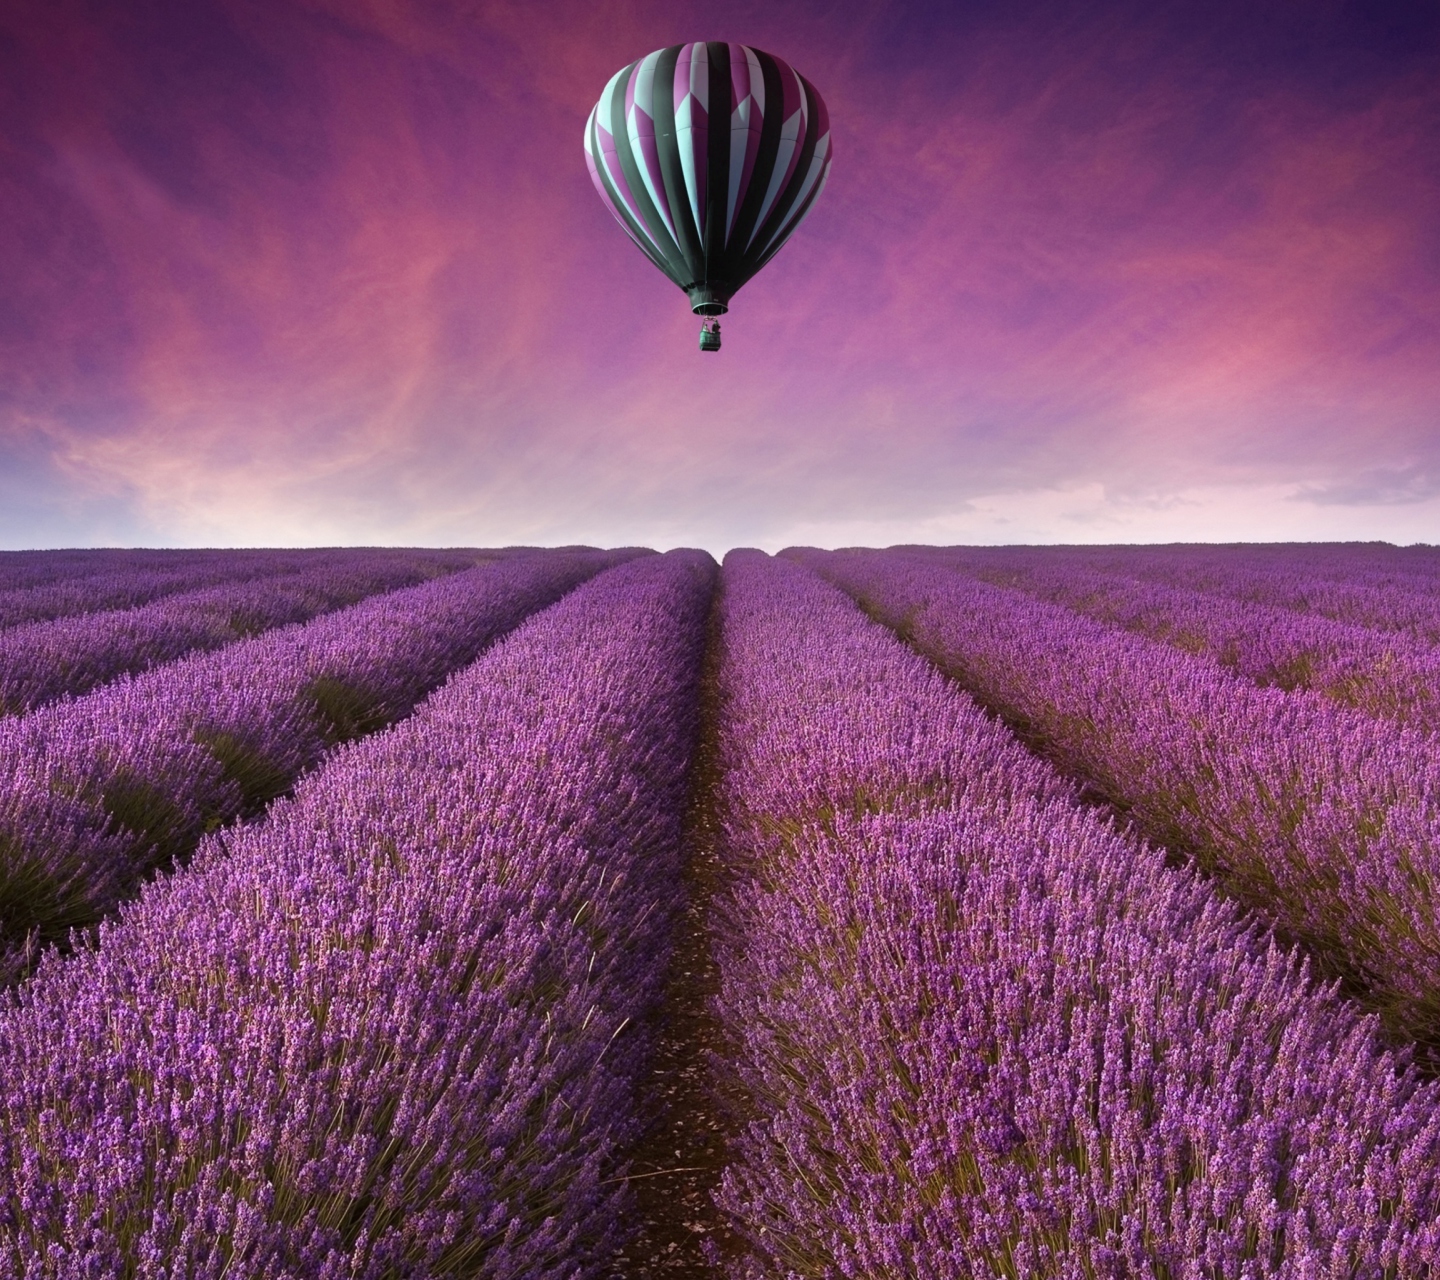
[794, 548, 1440, 1052]
[0, 551, 713, 1276]
[912, 541, 1440, 643]
[707, 550, 1440, 1273]
[0, 548, 272, 597]
[928, 540, 1440, 589]
[936, 549, 1440, 732]
[0, 547, 479, 632]
[0, 550, 631, 983]
[0, 553, 459, 716]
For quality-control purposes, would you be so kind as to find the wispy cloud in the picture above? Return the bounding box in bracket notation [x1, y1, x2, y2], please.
[1294, 464, 1440, 507]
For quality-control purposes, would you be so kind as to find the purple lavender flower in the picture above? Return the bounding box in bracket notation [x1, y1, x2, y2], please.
[0, 549, 713, 1278]
[0, 550, 632, 982]
[708, 550, 1440, 1276]
[0, 555, 464, 716]
[794, 547, 1440, 1049]
[903, 541, 1440, 644]
[908, 546, 1440, 729]
[0, 548, 479, 632]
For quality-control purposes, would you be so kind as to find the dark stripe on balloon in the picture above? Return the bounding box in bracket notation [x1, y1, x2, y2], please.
[608, 63, 688, 286]
[724, 50, 787, 267]
[651, 44, 704, 287]
[748, 86, 831, 277]
[738, 75, 825, 278]
[751, 155, 828, 278]
[588, 109, 677, 281]
[702, 41, 733, 287]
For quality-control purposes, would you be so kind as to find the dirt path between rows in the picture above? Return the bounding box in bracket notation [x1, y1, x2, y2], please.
[608, 819, 735, 1276]
[609, 594, 738, 1277]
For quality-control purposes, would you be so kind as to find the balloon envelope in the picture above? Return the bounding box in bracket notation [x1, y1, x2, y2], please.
[584, 43, 832, 315]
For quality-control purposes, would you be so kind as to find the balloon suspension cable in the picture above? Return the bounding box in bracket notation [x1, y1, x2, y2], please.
[698, 316, 722, 353]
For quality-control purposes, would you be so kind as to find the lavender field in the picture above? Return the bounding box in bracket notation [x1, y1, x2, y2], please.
[1, 543, 1439, 1277]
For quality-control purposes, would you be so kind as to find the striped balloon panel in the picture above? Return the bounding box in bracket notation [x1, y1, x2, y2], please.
[584, 43, 832, 308]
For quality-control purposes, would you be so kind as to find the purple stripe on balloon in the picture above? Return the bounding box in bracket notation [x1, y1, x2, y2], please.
[727, 44, 765, 244]
[630, 107, 676, 240]
[674, 41, 698, 115]
[623, 58, 639, 128]
[588, 78, 677, 268]
[582, 132, 622, 228]
[587, 67, 677, 267]
[686, 42, 709, 112]
[593, 117, 658, 248]
[674, 44, 708, 237]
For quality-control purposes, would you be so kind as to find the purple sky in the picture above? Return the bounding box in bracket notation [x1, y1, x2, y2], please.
[3, 0, 1438, 549]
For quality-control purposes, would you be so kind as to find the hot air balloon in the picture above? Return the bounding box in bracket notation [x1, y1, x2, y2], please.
[584, 43, 832, 353]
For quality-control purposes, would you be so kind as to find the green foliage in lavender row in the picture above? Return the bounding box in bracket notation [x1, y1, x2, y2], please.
[923, 550, 1440, 730]
[797, 547, 1440, 1052]
[0, 557, 455, 717]
[0, 550, 715, 1277]
[708, 551, 1440, 1277]
[0, 550, 631, 982]
[0, 547, 479, 632]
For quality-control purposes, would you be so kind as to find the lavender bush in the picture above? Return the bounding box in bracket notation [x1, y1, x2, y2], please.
[0, 548, 477, 632]
[0, 549, 714, 1277]
[710, 550, 1440, 1275]
[0, 549, 243, 597]
[0, 555, 455, 716]
[0, 550, 627, 981]
[933, 551, 1440, 730]
[919, 542, 1440, 644]
[795, 547, 1440, 1049]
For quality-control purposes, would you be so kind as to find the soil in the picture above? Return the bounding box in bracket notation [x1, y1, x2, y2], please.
[608, 587, 740, 1278]
[606, 813, 737, 1277]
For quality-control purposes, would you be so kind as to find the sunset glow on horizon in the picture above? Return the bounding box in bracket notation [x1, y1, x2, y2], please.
[3, 0, 1438, 550]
